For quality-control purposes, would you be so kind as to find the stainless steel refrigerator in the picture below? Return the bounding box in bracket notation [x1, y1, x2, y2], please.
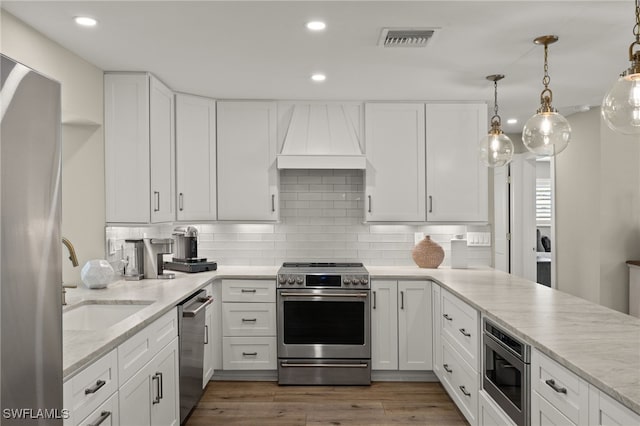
[1, 54, 63, 424]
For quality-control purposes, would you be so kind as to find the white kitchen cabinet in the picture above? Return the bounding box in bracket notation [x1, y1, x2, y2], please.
[398, 281, 433, 371]
[439, 337, 478, 425]
[175, 93, 217, 221]
[216, 101, 278, 221]
[441, 287, 480, 371]
[119, 337, 179, 426]
[371, 280, 432, 371]
[105, 73, 175, 224]
[479, 390, 515, 426]
[431, 282, 442, 379]
[364, 103, 426, 222]
[589, 385, 640, 426]
[425, 103, 488, 222]
[77, 392, 120, 426]
[371, 280, 398, 370]
[203, 283, 215, 388]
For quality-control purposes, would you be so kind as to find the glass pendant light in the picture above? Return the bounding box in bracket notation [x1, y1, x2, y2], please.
[479, 75, 514, 167]
[602, 0, 640, 135]
[522, 35, 572, 156]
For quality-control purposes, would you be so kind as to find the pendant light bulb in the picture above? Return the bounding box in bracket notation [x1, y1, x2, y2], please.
[522, 35, 572, 156]
[479, 74, 514, 168]
[602, 0, 640, 135]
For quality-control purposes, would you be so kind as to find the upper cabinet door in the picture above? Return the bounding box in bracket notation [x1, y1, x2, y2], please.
[149, 76, 176, 223]
[105, 73, 151, 223]
[426, 103, 488, 222]
[217, 101, 278, 221]
[175, 94, 217, 221]
[365, 103, 426, 222]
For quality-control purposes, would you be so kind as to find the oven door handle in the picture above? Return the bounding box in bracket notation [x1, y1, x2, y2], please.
[279, 292, 369, 298]
[280, 362, 369, 368]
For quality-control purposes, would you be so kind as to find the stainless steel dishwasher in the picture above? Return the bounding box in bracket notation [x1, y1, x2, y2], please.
[178, 289, 213, 423]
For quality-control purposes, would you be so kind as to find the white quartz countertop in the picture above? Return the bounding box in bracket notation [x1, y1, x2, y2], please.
[63, 264, 640, 415]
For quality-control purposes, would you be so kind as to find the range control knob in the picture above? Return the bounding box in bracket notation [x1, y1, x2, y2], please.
[295, 276, 304, 284]
[352, 278, 361, 285]
[362, 278, 369, 285]
[278, 275, 286, 284]
[287, 277, 295, 284]
[343, 278, 351, 285]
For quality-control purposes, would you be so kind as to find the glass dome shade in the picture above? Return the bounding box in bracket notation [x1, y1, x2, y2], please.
[522, 112, 572, 156]
[479, 131, 514, 167]
[601, 73, 640, 135]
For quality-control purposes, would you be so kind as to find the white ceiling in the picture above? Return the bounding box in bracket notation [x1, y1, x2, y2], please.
[1, 1, 634, 132]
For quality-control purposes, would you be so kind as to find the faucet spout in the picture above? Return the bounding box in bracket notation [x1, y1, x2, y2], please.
[62, 237, 79, 267]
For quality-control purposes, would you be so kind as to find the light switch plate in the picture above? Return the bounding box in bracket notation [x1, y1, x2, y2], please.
[414, 232, 425, 245]
[107, 238, 116, 255]
[467, 232, 491, 247]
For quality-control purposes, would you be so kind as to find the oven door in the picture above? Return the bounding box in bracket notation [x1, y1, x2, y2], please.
[483, 332, 530, 426]
[277, 288, 370, 359]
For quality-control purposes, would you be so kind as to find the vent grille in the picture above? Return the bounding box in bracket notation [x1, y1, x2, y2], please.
[378, 28, 437, 48]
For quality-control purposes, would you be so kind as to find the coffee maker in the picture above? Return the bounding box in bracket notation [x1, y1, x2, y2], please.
[164, 226, 217, 273]
[143, 238, 175, 279]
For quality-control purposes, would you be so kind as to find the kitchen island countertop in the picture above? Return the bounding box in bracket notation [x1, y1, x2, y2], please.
[63, 265, 640, 415]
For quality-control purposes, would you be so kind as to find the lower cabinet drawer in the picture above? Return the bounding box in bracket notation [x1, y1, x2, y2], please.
[222, 337, 277, 370]
[222, 302, 276, 336]
[440, 338, 478, 425]
[531, 390, 576, 426]
[64, 349, 118, 426]
[77, 391, 119, 426]
[479, 389, 515, 426]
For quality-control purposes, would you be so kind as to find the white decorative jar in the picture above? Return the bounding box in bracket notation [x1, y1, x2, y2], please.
[81, 259, 115, 289]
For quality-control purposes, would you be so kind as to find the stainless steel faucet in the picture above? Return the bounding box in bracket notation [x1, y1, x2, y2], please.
[62, 237, 78, 305]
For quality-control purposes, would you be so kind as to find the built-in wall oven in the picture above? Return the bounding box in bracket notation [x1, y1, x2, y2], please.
[277, 262, 371, 385]
[483, 318, 531, 426]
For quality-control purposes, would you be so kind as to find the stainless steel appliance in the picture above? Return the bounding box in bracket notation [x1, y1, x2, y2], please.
[164, 226, 217, 274]
[277, 262, 371, 385]
[143, 238, 175, 279]
[178, 289, 213, 423]
[1, 55, 63, 423]
[123, 238, 145, 280]
[483, 318, 531, 426]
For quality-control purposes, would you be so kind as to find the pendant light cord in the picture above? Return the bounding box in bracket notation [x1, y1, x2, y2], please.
[635, 0, 639, 43]
[542, 43, 551, 90]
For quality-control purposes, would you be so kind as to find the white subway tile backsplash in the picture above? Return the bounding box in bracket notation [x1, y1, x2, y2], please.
[107, 169, 491, 267]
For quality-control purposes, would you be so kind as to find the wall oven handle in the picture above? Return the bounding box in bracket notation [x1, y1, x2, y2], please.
[545, 379, 567, 394]
[279, 292, 369, 298]
[459, 385, 471, 397]
[280, 363, 369, 368]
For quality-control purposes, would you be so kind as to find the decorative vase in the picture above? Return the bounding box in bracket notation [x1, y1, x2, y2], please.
[81, 259, 115, 289]
[412, 235, 444, 269]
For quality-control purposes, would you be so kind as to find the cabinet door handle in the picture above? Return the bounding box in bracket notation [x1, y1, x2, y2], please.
[400, 291, 404, 310]
[87, 411, 111, 426]
[428, 195, 433, 213]
[443, 364, 453, 373]
[204, 324, 209, 344]
[545, 379, 568, 394]
[179, 193, 184, 211]
[84, 379, 106, 395]
[158, 372, 163, 400]
[459, 328, 471, 337]
[154, 191, 160, 212]
[368, 195, 372, 213]
[241, 289, 257, 293]
[152, 374, 160, 404]
[459, 385, 471, 397]
[272, 194, 275, 212]
[241, 318, 257, 323]
[242, 352, 258, 357]
[442, 313, 453, 321]
[372, 291, 377, 309]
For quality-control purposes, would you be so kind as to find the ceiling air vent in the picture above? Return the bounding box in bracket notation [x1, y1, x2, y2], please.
[378, 28, 437, 48]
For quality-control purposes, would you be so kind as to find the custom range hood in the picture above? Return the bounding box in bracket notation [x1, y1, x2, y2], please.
[277, 103, 366, 169]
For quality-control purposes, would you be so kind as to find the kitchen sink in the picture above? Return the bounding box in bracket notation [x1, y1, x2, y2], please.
[63, 300, 153, 331]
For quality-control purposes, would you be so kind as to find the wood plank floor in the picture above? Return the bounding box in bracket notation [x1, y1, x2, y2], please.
[185, 381, 469, 425]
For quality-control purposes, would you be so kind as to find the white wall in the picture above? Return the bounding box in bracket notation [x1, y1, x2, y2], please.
[1, 10, 105, 285]
[556, 108, 640, 312]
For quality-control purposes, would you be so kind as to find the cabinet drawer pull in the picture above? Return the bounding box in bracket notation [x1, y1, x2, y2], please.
[87, 411, 111, 426]
[152, 374, 161, 404]
[459, 328, 471, 337]
[158, 371, 163, 400]
[459, 385, 471, 397]
[242, 352, 258, 357]
[372, 291, 377, 309]
[443, 364, 453, 373]
[204, 324, 209, 344]
[84, 379, 106, 395]
[442, 313, 453, 321]
[545, 379, 568, 394]
[241, 318, 257, 323]
[179, 193, 184, 211]
[241, 289, 257, 293]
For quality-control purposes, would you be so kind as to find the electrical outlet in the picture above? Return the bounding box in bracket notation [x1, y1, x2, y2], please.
[414, 232, 425, 245]
[107, 238, 116, 255]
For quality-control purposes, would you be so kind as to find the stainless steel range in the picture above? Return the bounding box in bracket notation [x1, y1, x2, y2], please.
[276, 262, 371, 385]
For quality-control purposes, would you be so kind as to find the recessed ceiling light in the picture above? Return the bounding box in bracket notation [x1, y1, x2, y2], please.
[506, 118, 518, 125]
[311, 73, 326, 82]
[74, 16, 97, 27]
[306, 21, 326, 31]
